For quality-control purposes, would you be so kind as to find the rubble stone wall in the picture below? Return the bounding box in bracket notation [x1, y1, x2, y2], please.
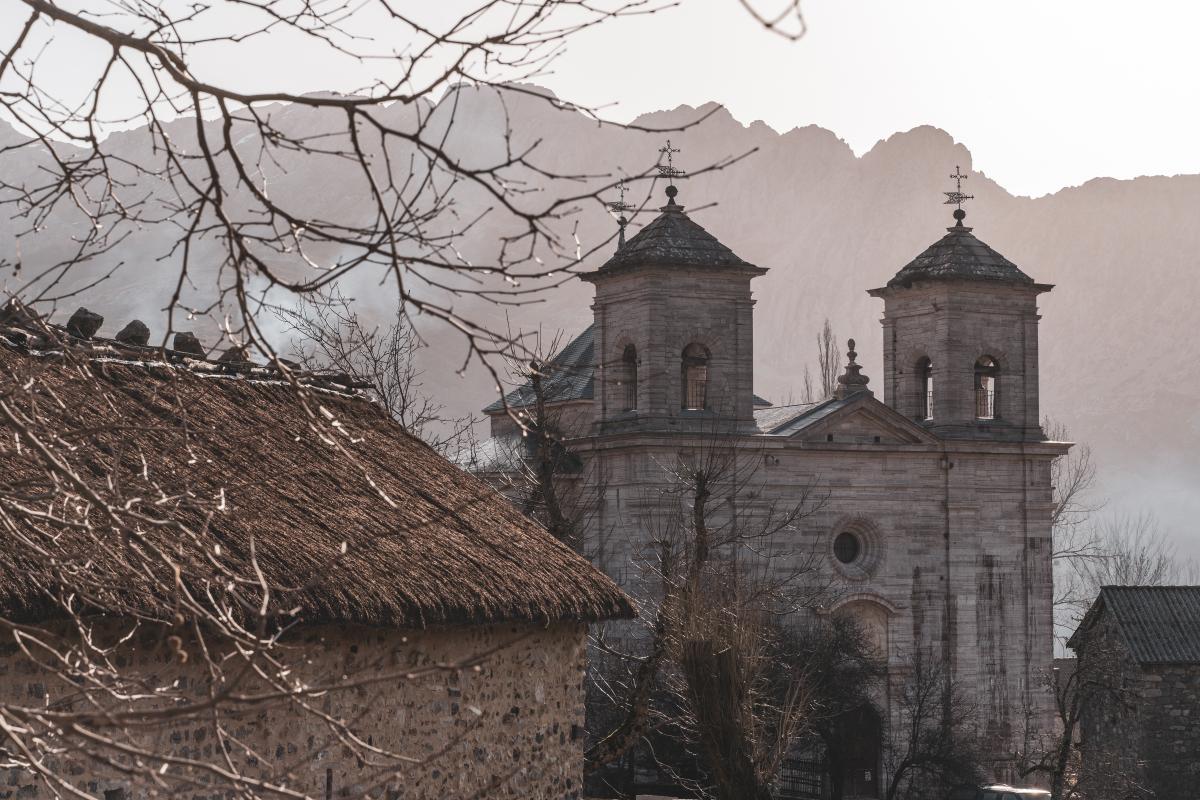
[0, 620, 588, 800]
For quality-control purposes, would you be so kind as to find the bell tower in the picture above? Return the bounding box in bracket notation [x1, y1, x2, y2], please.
[868, 169, 1052, 442]
[582, 145, 766, 433]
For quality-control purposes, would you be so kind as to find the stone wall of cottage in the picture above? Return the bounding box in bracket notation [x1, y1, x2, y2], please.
[1136, 663, 1200, 798]
[1079, 619, 1200, 800]
[0, 620, 588, 800]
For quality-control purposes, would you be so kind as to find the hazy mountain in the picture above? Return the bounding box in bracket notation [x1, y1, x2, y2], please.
[2, 86, 1196, 556]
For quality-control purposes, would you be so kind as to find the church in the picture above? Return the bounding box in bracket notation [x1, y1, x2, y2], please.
[474, 163, 1067, 796]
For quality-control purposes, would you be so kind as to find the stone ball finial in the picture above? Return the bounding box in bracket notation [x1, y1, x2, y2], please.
[665, 184, 678, 205]
[953, 208, 967, 223]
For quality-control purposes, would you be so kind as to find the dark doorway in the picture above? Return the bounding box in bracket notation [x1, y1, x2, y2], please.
[830, 705, 882, 799]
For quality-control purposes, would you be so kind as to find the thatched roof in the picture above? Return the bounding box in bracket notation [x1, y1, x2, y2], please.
[0, 316, 633, 629]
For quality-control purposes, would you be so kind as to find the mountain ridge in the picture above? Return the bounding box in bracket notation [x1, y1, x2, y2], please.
[1, 86, 1196, 555]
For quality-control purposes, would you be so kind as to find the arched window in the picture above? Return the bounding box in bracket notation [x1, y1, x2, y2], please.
[681, 343, 709, 411]
[975, 356, 999, 419]
[916, 357, 934, 421]
[620, 344, 638, 411]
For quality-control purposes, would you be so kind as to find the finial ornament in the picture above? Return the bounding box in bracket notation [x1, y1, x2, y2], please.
[944, 165, 974, 225]
[835, 337, 872, 399]
[657, 139, 685, 205]
[607, 177, 634, 249]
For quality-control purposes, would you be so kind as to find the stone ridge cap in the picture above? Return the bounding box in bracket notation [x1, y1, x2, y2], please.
[0, 325, 372, 401]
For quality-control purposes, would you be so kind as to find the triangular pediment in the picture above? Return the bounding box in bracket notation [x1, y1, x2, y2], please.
[778, 394, 938, 445]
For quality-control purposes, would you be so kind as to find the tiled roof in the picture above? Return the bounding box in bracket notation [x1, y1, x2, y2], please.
[754, 401, 825, 434]
[761, 397, 855, 436]
[483, 325, 595, 413]
[1073, 586, 1200, 665]
[596, 201, 758, 273]
[887, 221, 1034, 287]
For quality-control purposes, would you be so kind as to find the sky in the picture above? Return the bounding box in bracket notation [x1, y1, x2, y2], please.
[5, 0, 1200, 198]
[536, 0, 1200, 198]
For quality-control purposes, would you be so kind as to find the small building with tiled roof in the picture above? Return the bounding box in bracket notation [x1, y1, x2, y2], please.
[1068, 586, 1200, 799]
[0, 304, 632, 800]
[472, 167, 1070, 796]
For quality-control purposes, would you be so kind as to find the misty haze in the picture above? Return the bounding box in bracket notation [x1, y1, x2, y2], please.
[0, 3, 1197, 800]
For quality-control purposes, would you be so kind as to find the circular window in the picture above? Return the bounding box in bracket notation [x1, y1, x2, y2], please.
[829, 517, 885, 580]
[833, 531, 861, 564]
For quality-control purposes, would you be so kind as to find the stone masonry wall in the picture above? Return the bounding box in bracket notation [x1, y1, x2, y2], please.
[875, 281, 1045, 441]
[580, 430, 1059, 779]
[590, 266, 757, 430]
[1080, 616, 1200, 800]
[1137, 663, 1200, 798]
[0, 620, 588, 800]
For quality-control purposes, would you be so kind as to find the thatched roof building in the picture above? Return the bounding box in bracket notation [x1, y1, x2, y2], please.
[0, 306, 633, 629]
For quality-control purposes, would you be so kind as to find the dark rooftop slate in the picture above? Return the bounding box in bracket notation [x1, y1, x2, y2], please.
[596, 201, 759, 273]
[483, 325, 595, 413]
[1071, 586, 1200, 665]
[888, 221, 1034, 287]
[762, 397, 853, 436]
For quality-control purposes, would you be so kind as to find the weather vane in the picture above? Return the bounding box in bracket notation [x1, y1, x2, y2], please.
[657, 139, 685, 181]
[657, 140, 685, 206]
[944, 165, 974, 219]
[607, 177, 634, 248]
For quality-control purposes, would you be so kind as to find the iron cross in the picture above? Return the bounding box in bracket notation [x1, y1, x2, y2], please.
[606, 177, 633, 214]
[944, 165, 974, 209]
[657, 139, 684, 180]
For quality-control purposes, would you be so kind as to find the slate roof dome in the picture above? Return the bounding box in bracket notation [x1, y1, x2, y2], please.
[887, 212, 1034, 288]
[595, 187, 761, 273]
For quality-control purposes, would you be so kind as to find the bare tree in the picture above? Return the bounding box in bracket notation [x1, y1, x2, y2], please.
[1056, 511, 1198, 644]
[800, 318, 839, 403]
[586, 418, 839, 798]
[277, 289, 474, 454]
[0, 2, 818, 795]
[882, 649, 981, 800]
[1045, 419, 1197, 645]
[1014, 619, 1148, 800]
[500, 334, 595, 548]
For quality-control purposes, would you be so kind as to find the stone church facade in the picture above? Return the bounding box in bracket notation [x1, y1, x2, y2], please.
[478, 182, 1068, 793]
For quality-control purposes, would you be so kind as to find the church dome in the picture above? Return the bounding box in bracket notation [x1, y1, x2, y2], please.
[596, 187, 759, 273]
[887, 212, 1034, 288]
